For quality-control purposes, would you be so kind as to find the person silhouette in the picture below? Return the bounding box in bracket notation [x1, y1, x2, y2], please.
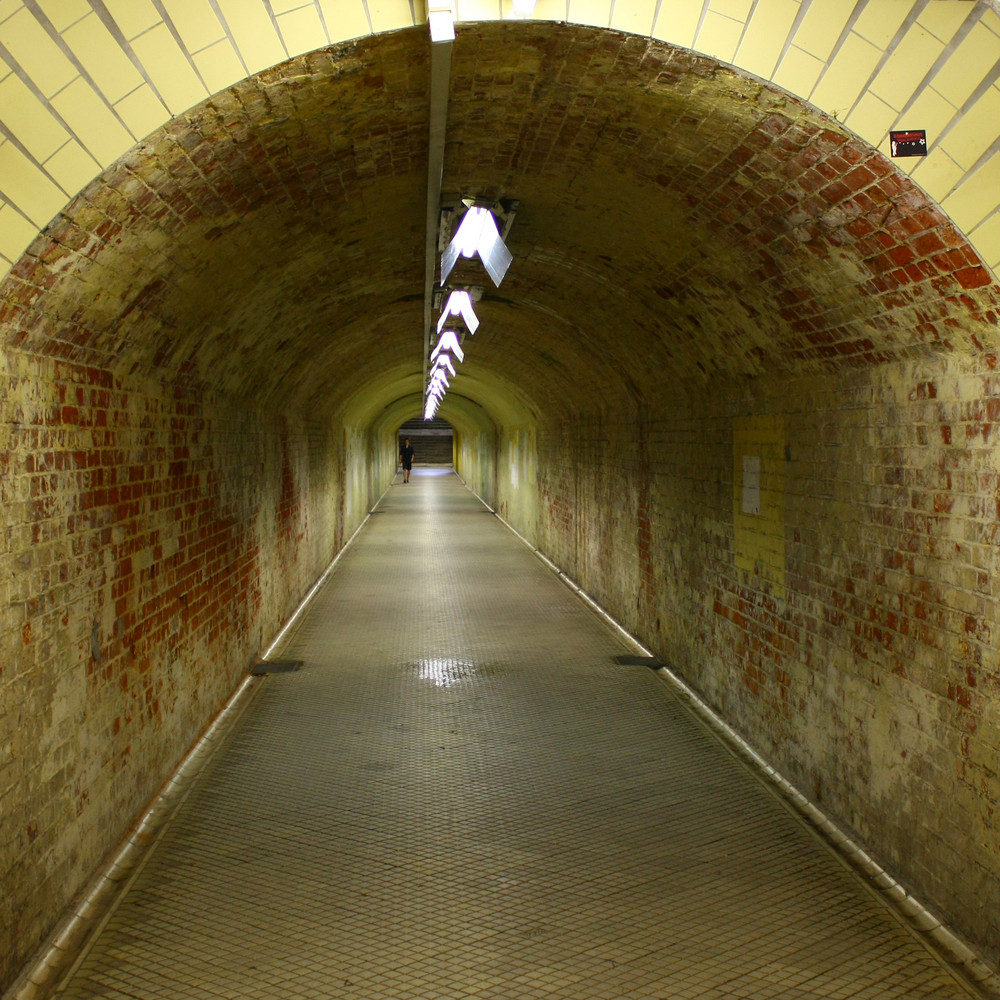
[399, 438, 415, 483]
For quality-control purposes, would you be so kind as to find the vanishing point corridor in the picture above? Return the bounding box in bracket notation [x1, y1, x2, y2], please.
[4, 3, 1000, 995]
[45, 472, 980, 1000]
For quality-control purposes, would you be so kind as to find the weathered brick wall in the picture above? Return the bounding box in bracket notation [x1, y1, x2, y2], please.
[521, 354, 1000, 965]
[455, 427, 497, 508]
[0, 350, 376, 990]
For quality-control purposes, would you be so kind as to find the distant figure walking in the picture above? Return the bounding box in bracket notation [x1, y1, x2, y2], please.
[399, 438, 415, 483]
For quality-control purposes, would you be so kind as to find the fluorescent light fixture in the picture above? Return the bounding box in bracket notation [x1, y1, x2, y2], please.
[429, 369, 450, 390]
[441, 206, 512, 287]
[431, 329, 465, 363]
[437, 290, 480, 334]
[431, 354, 457, 379]
[428, 4, 455, 41]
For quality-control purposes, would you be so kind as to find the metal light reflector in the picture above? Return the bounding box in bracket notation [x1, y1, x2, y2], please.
[431, 329, 465, 363]
[437, 290, 480, 334]
[431, 354, 457, 378]
[429, 368, 450, 389]
[441, 206, 512, 287]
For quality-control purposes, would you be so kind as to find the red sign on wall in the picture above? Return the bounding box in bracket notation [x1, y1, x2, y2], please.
[890, 130, 927, 157]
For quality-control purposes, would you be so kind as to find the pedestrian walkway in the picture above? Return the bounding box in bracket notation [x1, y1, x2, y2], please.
[49, 469, 979, 999]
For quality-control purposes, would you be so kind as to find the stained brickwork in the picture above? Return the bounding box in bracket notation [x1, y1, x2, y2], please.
[531, 356, 1000, 964]
[3, 19, 1000, 992]
[0, 348, 368, 986]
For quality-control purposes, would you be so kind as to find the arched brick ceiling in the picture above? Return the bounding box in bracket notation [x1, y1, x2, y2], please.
[0, 1, 999, 281]
[4, 22, 1000, 427]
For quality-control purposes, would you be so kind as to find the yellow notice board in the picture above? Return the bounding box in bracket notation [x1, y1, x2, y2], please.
[733, 415, 786, 597]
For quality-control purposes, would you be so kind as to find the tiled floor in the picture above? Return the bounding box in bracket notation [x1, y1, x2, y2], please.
[51, 469, 980, 999]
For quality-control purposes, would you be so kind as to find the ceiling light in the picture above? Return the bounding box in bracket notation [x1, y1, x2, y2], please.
[437, 289, 480, 334]
[431, 329, 465, 363]
[429, 368, 450, 389]
[428, 3, 455, 41]
[431, 354, 457, 378]
[441, 205, 512, 287]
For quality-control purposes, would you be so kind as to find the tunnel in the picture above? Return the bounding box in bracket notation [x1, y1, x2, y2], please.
[2, 1, 1000, 992]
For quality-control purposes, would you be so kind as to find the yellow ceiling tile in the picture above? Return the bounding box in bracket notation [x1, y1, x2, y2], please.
[0, 139, 69, 226]
[317, 0, 369, 40]
[161, 0, 225, 53]
[63, 12, 143, 103]
[36, 0, 89, 31]
[610, 0, 657, 35]
[50, 77, 135, 164]
[271, 0, 311, 12]
[365, 0, 417, 32]
[129, 23, 208, 114]
[942, 151, 1000, 233]
[192, 39, 245, 94]
[653, 0, 701, 47]
[939, 84, 1000, 170]
[711, 0, 752, 20]
[736, 0, 799, 81]
[534, 0, 566, 20]
[844, 90, 896, 146]
[215, 0, 286, 73]
[101, 0, 160, 40]
[0, 7, 76, 97]
[0, 201, 40, 261]
[567, 0, 612, 28]
[0, 0, 23, 23]
[969, 212, 1000, 275]
[277, 6, 324, 56]
[908, 147, 964, 201]
[794, 0, 857, 61]
[898, 86, 958, 147]
[43, 139, 100, 197]
[772, 45, 824, 99]
[917, 1, 971, 44]
[870, 25, 944, 111]
[696, 11, 743, 62]
[931, 23, 1000, 108]
[853, 0, 914, 49]
[983, 8, 1000, 38]
[0, 73, 68, 161]
[810, 31, 882, 118]
[114, 85, 169, 140]
[456, 0, 500, 21]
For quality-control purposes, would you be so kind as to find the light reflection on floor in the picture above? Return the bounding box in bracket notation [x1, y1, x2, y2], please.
[416, 657, 476, 687]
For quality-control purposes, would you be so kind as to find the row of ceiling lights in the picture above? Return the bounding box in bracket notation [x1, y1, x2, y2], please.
[424, 201, 515, 419]
[422, 2, 532, 421]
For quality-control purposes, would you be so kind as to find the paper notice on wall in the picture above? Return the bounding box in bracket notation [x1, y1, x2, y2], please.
[742, 455, 760, 514]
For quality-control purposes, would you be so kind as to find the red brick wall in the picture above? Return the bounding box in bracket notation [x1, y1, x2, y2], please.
[526, 357, 1000, 965]
[0, 351, 371, 989]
